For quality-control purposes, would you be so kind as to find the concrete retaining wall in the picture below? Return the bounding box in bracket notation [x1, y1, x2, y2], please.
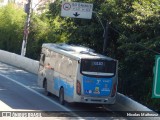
[0, 50, 39, 74]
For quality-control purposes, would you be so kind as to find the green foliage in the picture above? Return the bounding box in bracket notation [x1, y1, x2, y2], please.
[0, 0, 160, 111]
[116, 0, 160, 109]
[0, 4, 25, 53]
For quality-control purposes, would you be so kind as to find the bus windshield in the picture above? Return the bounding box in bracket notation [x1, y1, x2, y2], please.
[81, 59, 116, 77]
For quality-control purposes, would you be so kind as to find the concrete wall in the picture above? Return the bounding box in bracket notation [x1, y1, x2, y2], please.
[0, 50, 39, 74]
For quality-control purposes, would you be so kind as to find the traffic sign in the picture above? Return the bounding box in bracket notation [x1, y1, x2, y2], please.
[61, 2, 93, 19]
[152, 55, 160, 98]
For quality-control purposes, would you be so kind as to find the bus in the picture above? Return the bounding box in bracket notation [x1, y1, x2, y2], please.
[38, 43, 118, 105]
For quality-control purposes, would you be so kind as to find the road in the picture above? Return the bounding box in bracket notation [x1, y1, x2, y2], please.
[0, 62, 127, 120]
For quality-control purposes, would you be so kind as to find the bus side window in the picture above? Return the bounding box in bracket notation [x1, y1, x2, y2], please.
[70, 61, 77, 79]
[67, 59, 76, 79]
[68, 60, 72, 77]
[54, 53, 59, 72]
[40, 53, 45, 65]
[59, 56, 66, 75]
[44, 50, 51, 65]
[50, 51, 56, 67]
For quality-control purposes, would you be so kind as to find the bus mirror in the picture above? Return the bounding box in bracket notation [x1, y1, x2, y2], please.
[40, 53, 45, 65]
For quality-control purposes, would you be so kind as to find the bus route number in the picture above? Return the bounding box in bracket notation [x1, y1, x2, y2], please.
[93, 62, 104, 66]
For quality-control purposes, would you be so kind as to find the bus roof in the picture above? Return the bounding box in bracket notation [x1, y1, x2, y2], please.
[42, 43, 115, 61]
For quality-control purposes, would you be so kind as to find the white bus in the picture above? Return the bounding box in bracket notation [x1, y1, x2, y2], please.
[38, 43, 118, 105]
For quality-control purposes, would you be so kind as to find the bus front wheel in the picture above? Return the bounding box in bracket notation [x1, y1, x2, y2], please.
[59, 88, 65, 105]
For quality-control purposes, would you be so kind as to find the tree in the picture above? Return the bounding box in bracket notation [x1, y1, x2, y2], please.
[116, 0, 160, 108]
[0, 4, 26, 53]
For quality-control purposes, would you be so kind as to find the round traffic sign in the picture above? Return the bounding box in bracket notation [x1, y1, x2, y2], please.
[63, 3, 71, 11]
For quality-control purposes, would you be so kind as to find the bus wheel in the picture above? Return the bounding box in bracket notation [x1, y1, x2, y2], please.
[59, 88, 65, 105]
[44, 80, 51, 96]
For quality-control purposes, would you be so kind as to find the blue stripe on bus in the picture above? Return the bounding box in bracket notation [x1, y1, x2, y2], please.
[54, 77, 74, 97]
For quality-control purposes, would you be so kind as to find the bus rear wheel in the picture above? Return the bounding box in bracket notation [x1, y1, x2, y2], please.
[44, 80, 51, 96]
[59, 88, 65, 105]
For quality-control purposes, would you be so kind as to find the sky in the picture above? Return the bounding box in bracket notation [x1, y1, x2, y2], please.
[14, 0, 40, 9]
[0, 0, 54, 10]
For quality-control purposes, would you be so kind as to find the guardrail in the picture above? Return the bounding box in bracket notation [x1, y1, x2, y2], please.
[0, 49, 158, 120]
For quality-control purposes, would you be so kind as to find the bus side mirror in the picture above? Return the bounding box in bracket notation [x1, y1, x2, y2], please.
[40, 53, 45, 65]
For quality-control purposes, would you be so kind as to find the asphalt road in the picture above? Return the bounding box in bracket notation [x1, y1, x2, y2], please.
[0, 62, 127, 120]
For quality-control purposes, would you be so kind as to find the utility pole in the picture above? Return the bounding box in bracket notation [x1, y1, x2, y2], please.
[21, 0, 31, 56]
[92, 11, 109, 54]
[103, 21, 109, 54]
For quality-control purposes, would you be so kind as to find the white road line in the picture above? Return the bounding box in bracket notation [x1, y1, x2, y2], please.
[0, 73, 84, 119]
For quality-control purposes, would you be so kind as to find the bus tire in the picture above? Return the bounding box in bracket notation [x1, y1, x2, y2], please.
[44, 80, 51, 96]
[59, 87, 65, 105]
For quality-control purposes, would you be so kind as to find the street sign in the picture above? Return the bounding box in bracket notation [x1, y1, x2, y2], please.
[61, 2, 93, 19]
[152, 55, 160, 98]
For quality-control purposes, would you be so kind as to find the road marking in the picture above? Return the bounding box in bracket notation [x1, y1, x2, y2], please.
[0, 73, 84, 119]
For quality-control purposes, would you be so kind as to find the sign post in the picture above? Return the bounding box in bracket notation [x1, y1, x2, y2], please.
[61, 2, 93, 19]
[21, 0, 31, 56]
[152, 55, 160, 98]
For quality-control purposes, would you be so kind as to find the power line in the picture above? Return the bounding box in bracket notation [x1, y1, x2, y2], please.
[136, 43, 160, 55]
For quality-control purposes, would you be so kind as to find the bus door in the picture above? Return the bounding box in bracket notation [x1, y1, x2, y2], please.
[38, 53, 46, 87]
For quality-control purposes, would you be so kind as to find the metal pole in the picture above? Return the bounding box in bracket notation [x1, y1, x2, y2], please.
[103, 21, 109, 54]
[21, 0, 31, 56]
[92, 11, 109, 54]
[92, 11, 105, 35]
